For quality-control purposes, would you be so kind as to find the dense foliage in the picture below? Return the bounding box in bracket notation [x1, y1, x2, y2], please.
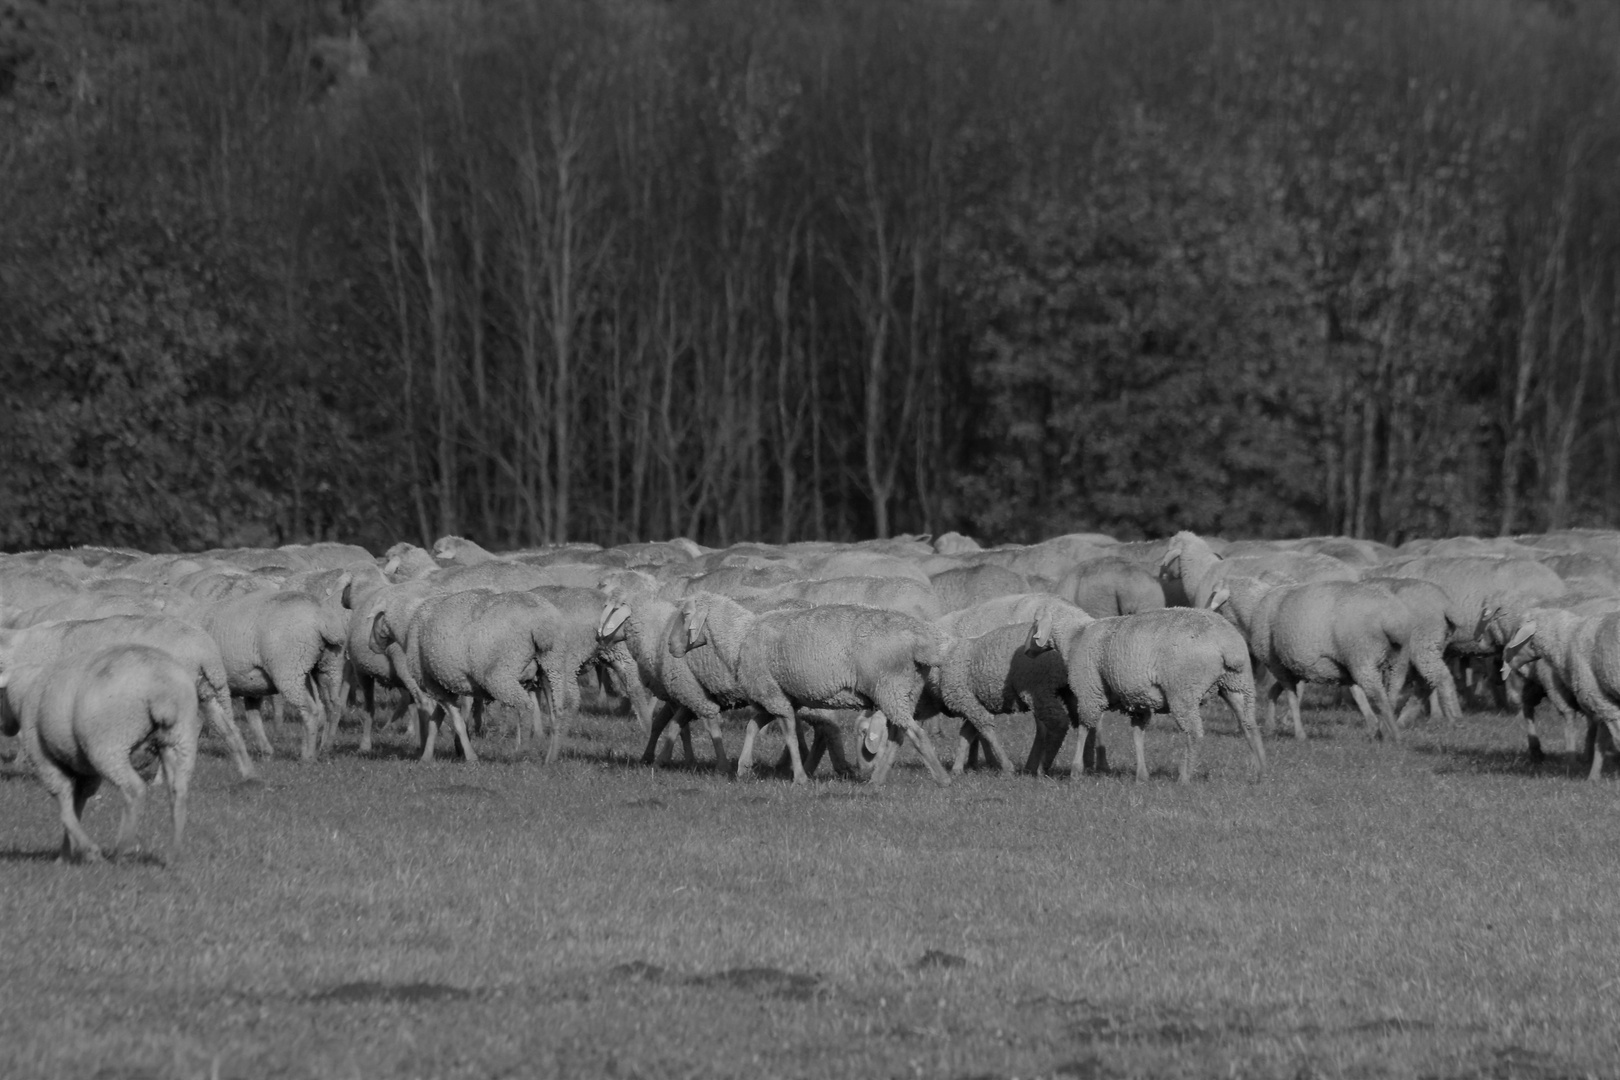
[3, 0, 1618, 550]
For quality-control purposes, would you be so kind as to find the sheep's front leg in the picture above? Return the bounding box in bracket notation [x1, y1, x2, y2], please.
[890, 716, 952, 787]
[640, 703, 684, 766]
[695, 707, 730, 776]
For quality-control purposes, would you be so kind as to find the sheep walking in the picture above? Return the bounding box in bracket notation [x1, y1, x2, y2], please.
[664, 593, 854, 779]
[1029, 607, 1264, 783]
[926, 599, 1099, 776]
[1160, 530, 1359, 609]
[0, 616, 257, 781]
[597, 572, 731, 772]
[0, 644, 200, 863]
[1501, 608, 1620, 780]
[1210, 577, 1410, 743]
[390, 589, 572, 764]
[678, 604, 953, 787]
[196, 589, 350, 761]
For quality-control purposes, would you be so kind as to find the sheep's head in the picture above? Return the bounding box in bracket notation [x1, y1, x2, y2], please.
[855, 711, 901, 778]
[597, 600, 632, 643]
[667, 600, 710, 658]
[1501, 620, 1541, 681]
[1471, 603, 1507, 648]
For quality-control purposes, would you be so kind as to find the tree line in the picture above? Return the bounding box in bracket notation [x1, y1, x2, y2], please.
[2, 0, 1617, 552]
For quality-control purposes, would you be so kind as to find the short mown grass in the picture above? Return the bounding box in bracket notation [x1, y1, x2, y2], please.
[1, 700, 1616, 1080]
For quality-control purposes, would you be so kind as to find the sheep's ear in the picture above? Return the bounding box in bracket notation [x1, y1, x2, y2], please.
[1024, 613, 1051, 655]
[688, 605, 711, 648]
[598, 603, 630, 640]
[382, 555, 401, 577]
[1209, 586, 1230, 611]
[1506, 622, 1537, 650]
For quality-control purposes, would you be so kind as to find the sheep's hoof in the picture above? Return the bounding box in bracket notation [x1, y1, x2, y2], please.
[1526, 738, 1545, 763]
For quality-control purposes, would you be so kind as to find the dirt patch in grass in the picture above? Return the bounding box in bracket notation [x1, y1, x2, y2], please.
[912, 949, 968, 970]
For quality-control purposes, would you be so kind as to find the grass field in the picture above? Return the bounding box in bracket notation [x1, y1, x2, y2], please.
[1, 699, 1617, 1080]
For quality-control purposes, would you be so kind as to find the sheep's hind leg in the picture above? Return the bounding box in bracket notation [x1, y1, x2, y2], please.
[242, 697, 275, 758]
[442, 699, 478, 763]
[1348, 671, 1399, 743]
[88, 741, 149, 860]
[1130, 714, 1151, 782]
[157, 736, 194, 860]
[971, 719, 1016, 777]
[1067, 723, 1102, 779]
[38, 754, 103, 862]
[419, 704, 444, 762]
[1168, 700, 1205, 784]
[734, 712, 766, 778]
[1219, 685, 1265, 782]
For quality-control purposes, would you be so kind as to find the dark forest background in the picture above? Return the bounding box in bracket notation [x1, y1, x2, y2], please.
[3, 0, 1618, 552]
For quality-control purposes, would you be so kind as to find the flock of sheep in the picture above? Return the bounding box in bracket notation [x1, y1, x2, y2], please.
[1, 526, 1616, 865]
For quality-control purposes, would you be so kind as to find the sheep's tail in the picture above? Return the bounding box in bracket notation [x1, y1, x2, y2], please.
[319, 607, 349, 650]
[147, 680, 192, 735]
[1217, 635, 1257, 694]
[913, 625, 946, 673]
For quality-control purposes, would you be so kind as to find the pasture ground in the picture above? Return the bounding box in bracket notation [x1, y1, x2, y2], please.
[0, 699, 1616, 1080]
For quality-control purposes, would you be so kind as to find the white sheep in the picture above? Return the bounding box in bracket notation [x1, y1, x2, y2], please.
[925, 602, 1097, 777]
[391, 589, 575, 763]
[1160, 530, 1360, 609]
[194, 586, 351, 761]
[1209, 576, 1411, 743]
[672, 602, 953, 787]
[1028, 606, 1265, 783]
[0, 643, 200, 863]
[0, 616, 257, 781]
[1501, 607, 1620, 780]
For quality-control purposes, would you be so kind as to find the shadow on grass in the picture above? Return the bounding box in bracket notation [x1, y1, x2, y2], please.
[609, 960, 826, 1001]
[0, 846, 61, 863]
[0, 846, 167, 866]
[1407, 742, 1576, 778]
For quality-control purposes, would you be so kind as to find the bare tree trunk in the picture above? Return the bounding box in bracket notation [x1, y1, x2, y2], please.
[412, 146, 458, 539]
[1547, 273, 1602, 528]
